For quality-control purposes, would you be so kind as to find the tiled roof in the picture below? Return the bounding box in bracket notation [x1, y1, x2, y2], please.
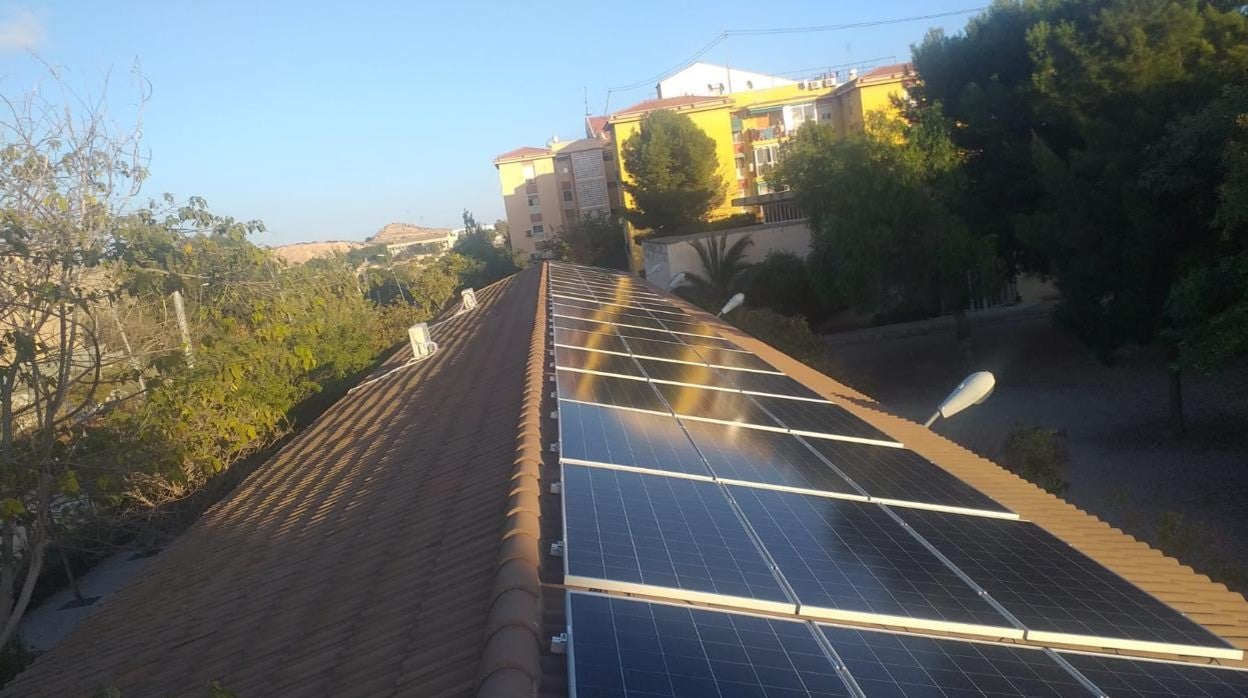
[492, 146, 551, 164]
[11, 261, 1248, 697]
[584, 115, 607, 138]
[857, 61, 915, 83]
[3, 268, 548, 697]
[608, 94, 729, 120]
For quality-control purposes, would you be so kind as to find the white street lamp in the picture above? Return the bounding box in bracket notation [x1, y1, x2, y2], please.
[718, 293, 745, 317]
[667, 272, 687, 290]
[925, 371, 996, 427]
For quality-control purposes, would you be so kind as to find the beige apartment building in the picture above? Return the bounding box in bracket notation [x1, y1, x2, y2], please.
[493, 131, 623, 260]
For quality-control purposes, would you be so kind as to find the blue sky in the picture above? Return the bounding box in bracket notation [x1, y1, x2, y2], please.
[0, 1, 982, 246]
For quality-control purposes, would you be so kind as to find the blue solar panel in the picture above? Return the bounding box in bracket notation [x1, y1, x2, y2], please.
[569, 593, 853, 698]
[562, 466, 794, 612]
[1061, 651, 1248, 697]
[728, 486, 1019, 637]
[897, 508, 1239, 659]
[820, 624, 1093, 697]
[555, 346, 646, 379]
[802, 438, 1013, 517]
[554, 327, 631, 355]
[654, 382, 787, 431]
[556, 370, 669, 414]
[558, 400, 711, 479]
[680, 420, 861, 499]
[750, 395, 902, 446]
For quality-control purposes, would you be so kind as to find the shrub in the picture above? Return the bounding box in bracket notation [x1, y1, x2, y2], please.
[1001, 428, 1070, 494]
[745, 251, 824, 321]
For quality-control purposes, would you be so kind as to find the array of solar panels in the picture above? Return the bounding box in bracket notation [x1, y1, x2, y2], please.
[547, 263, 1244, 696]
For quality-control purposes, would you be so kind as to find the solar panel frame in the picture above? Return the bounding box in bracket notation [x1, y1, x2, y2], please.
[553, 327, 631, 356]
[680, 420, 864, 500]
[720, 369, 829, 401]
[654, 382, 788, 432]
[802, 438, 1016, 518]
[632, 357, 737, 392]
[556, 369, 671, 415]
[694, 345, 779, 372]
[557, 400, 712, 480]
[819, 624, 1095, 697]
[620, 337, 711, 365]
[567, 592, 854, 698]
[751, 394, 904, 447]
[554, 346, 648, 380]
[561, 465, 796, 614]
[897, 508, 1241, 660]
[1059, 651, 1248, 697]
[728, 486, 1022, 639]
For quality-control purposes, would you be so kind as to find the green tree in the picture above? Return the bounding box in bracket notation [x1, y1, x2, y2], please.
[621, 110, 724, 237]
[772, 113, 999, 338]
[556, 213, 628, 270]
[1016, 0, 1248, 435]
[453, 211, 519, 288]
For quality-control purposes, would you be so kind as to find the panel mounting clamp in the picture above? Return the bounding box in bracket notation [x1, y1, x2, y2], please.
[550, 541, 565, 557]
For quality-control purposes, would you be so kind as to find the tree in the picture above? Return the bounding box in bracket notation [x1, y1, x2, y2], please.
[771, 112, 999, 338]
[684, 233, 754, 307]
[0, 67, 151, 649]
[453, 211, 519, 288]
[555, 213, 628, 270]
[621, 110, 724, 237]
[1016, 0, 1248, 435]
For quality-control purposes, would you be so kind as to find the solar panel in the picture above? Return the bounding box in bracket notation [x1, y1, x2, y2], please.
[551, 315, 617, 334]
[550, 291, 601, 305]
[896, 508, 1240, 659]
[558, 400, 711, 479]
[660, 318, 725, 338]
[723, 369, 828, 400]
[556, 370, 670, 414]
[568, 593, 853, 698]
[667, 332, 743, 351]
[803, 438, 1014, 517]
[680, 420, 862, 499]
[598, 323, 687, 345]
[561, 465, 794, 613]
[632, 357, 730, 390]
[1060, 651, 1248, 697]
[554, 346, 646, 379]
[621, 337, 709, 364]
[695, 346, 778, 371]
[751, 394, 903, 446]
[589, 311, 670, 330]
[655, 382, 786, 431]
[728, 486, 1020, 637]
[820, 624, 1093, 697]
[553, 328, 631, 355]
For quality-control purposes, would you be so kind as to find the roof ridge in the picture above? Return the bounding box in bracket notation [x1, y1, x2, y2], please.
[476, 264, 547, 696]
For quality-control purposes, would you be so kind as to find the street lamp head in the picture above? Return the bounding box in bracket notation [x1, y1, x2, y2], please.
[925, 371, 996, 427]
[718, 292, 745, 317]
[667, 272, 687, 290]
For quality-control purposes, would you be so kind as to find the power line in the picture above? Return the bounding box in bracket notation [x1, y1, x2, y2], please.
[773, 55, 898, 78]
[601, 7, 985, 113]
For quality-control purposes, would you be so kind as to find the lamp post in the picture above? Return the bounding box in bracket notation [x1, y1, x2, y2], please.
[718, 293, 745, 317]
[667, 272, 687, 291]
[924, 372, 996, 427]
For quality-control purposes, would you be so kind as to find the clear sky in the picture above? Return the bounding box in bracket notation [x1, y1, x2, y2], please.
[0, 1, 982, 246]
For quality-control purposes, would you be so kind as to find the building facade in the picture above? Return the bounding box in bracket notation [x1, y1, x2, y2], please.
[493, 137, 623, 260]
[656, 62, 796, 99]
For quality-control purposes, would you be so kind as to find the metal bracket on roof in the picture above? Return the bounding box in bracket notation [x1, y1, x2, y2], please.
[550, 390, 557, 399]
[550, 541, 565, 557]
[550, 481, 562, 494]
[549, 442, 560, 452]
[550, 632, 568, 654]
[550, 409, 559, 420]
[548, 374, 555, 382]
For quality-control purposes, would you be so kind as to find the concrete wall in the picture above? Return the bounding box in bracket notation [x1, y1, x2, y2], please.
[642, 219, 811, 290]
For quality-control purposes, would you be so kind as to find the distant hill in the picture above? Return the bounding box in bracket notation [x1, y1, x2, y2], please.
[367, 222, 454, 245]
[272, 241, 366, 265]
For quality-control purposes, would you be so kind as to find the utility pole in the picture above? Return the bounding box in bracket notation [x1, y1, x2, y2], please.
[171, 290, 194, 368]
[108, 301, 146, 392]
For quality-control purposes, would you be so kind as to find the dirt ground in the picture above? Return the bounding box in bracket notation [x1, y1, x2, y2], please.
[822, 310, 1248, 585]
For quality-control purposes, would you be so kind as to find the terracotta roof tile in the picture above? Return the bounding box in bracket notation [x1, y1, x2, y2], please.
[3, 267, 547, 697]
[609, 94, 730, 119]
[493, 146, 551, 164]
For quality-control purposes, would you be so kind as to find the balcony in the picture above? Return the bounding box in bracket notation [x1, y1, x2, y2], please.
[748, 125, 786, 141]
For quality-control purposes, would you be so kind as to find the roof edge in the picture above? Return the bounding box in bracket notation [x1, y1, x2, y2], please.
[477, 264, 547, 696]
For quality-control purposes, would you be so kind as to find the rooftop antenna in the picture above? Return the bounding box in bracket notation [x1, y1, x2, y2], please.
[583, 86, 589, 117]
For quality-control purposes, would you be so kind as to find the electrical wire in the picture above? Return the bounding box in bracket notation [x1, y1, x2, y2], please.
[346, 301, 468, 394]
[601, 7, 986, 113]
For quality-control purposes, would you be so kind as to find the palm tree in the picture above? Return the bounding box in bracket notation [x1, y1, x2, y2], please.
[685, 233, 754, 306]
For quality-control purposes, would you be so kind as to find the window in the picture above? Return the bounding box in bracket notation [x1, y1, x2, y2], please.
[562, 189, 573, 202]
[527, 194, 539, 207]
[753, 144, 780, 166]
[522, 163, 535, 182]
[531, 224, 545, 239]
[602, 151, 611, 161]
[559, 160, 570, 175]
[735, 155, 746, 180]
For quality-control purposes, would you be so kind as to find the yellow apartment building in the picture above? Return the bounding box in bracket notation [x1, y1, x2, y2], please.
[603, 63, 916, 222]
[493, 136, 623, 260]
